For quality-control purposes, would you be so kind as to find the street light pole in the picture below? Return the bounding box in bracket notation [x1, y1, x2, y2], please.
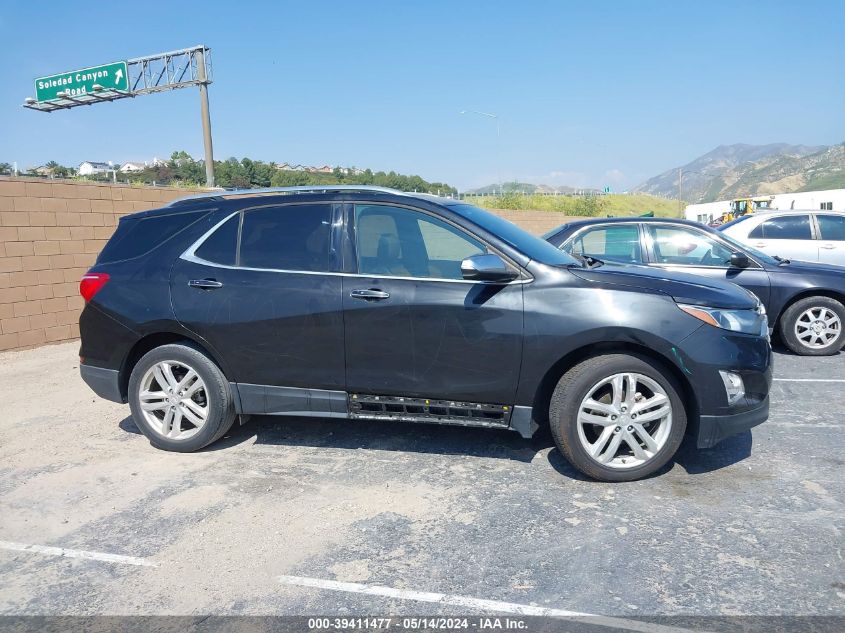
[678, 168, 683, 213]
[460, 109, 500, 193]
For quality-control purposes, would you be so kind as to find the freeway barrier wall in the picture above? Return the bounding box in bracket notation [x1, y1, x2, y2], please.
[0, 177, 578, 352]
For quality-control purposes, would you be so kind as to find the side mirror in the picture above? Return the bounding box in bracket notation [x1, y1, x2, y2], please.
[460, 254, 518, 283]
[730, 252, 750, 268]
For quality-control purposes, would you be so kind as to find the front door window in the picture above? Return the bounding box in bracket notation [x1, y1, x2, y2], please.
[646, 225, 735, 267]
[354, 204, 486, 279]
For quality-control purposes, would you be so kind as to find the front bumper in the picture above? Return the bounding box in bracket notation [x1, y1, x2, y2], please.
[675, 324, 773, 448]
[696, 395, 769, 448]
[80, 364, 124, 403]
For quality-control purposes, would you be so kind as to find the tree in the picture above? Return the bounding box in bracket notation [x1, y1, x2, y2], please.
[570, 195, 607, 217]
[0, 163, 11, 175]
[270, 169, 310, 187]
[12, 148, 456, 192]
[170, 150, 193, 164]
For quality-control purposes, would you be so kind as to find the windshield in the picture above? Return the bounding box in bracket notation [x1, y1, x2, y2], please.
[716, 215, 754, 232]
[716, 229, 781, 265]
[541, 224, 566, 240]
[447, 204, 582, 266]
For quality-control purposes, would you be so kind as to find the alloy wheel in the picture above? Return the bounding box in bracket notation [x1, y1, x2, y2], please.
[138, 361, 209, 440]
[577, 372, 673, 469]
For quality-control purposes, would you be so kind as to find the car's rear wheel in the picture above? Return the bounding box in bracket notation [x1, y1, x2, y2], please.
[549, 354, 687, 482]
[779, 296, 844, 356]
[128, 343, 236, 452]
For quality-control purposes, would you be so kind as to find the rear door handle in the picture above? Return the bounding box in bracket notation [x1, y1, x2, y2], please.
[350, 288, 390, 301]
[754, 242, 767, 248]
[188, 279, 223, 290]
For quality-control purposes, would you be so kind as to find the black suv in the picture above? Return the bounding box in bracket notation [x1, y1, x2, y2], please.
[79, 187, 772, 481]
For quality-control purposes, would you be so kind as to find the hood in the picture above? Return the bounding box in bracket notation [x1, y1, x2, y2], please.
[768, 258, 845, 280]
[569, 262, 759, 310]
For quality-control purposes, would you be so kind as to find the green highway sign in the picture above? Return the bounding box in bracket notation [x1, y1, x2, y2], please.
[35, 61, 129, 102]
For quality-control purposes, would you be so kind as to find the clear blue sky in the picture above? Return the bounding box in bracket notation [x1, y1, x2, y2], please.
[1, 0, 842, 190]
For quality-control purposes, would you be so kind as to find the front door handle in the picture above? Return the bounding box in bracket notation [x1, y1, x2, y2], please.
[754, 242, 767, 248]
[188, 279, 223, 290]
[350, 288, 390, 301]
[820, 244, 837, 250]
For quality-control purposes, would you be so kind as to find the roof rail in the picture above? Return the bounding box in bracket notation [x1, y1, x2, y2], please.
[167, 185, 412, 206]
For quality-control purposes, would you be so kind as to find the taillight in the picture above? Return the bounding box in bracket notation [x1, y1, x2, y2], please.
[80, 273, 110, 302]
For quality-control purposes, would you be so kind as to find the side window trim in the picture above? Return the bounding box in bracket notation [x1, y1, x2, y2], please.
[348, 201, 528, 283]
[234, 211, 244, 266]
[182, 210, 241, 267]
[810, 214, 821, 241]
[181, 201, 531, 283]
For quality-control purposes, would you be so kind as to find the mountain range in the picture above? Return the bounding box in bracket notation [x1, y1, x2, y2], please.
[467, 182, 600, 195]
[468, 142, 844, 203]
[634, 142, 845, 203]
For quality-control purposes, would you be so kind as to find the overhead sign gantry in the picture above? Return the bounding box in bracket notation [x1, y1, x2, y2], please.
[23, 45, 216, 187]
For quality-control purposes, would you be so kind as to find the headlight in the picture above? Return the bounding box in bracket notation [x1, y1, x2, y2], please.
[678, 303, 768, 336]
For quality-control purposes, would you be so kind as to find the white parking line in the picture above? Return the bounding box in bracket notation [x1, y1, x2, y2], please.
[773, 378, 845, 382]
[277, 575, 705, 633]
[0, 540, 158, 567]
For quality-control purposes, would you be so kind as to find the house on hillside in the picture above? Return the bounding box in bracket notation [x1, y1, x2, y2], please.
[119, 162, 146, 173]
[78, 161, 112, 176]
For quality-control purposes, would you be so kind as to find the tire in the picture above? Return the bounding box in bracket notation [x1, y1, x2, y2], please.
[548, 354, 687, 482]
[779, 296, 845, 356]
[128, 343, 236, 452]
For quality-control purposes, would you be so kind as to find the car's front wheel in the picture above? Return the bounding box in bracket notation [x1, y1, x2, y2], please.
[128, 343, 236, 452]
[549, 354, 687, 482]
[779, 296, 844, 356]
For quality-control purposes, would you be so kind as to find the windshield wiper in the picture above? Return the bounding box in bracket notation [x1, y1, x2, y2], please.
[773, 255, 791, 265]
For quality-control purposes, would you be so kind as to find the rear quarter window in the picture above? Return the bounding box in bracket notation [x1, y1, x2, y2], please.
[97, 211, 206, 264]
[194, 214, 239, 266]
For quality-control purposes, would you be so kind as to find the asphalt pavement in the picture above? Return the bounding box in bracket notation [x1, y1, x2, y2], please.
[0, 341, 842, 631]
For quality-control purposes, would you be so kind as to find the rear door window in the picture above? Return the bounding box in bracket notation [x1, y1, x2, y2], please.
[567, 225, 643, 263]
[749, 215, 812, 239]
[238, 204, 332, 272]
[98, 211, 205, 263]
[817, 215, 845, 240]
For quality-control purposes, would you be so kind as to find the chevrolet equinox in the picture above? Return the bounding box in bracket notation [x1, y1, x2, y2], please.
[79, 187, 772, 481]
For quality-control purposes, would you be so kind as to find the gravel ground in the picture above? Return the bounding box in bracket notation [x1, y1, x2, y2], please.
[0, 341, 842, 627]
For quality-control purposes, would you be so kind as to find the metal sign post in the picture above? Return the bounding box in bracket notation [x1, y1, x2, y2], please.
[23, 45, 216, 187]
[196, 48, 214, 188]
